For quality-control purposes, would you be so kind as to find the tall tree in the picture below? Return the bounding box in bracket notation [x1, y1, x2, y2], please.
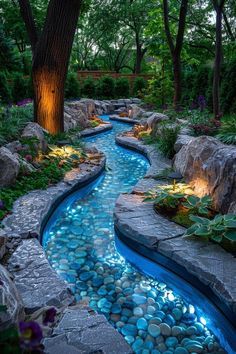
[212, 0, 226, 119]
[163, 0, 188, 108]
[18, 0, 83, 133]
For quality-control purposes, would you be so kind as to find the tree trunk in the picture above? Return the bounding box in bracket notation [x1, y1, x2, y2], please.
[213, 6, 223, 119]
[173, 54, 182, 109]
[19, 0, 82, 133]
[135, 44, 143, 74]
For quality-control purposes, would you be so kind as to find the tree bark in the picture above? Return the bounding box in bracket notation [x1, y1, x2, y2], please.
[18, 0, 83, 133]
[163, 0, 188, 109]
[213, 0, 226, 119]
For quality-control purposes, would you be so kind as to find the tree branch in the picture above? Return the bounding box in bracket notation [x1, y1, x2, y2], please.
[18, 0, 38, 52]
[175, 0, 188, 55]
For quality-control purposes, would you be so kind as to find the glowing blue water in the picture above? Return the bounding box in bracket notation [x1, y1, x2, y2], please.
[43, 117, 233, 353]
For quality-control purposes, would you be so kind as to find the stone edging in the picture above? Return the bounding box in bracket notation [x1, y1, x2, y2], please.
[109, 114, 140, 124]
[2, 152, 106, 314]
[80, 122, 113, 137]
[114, 133, 236, 327]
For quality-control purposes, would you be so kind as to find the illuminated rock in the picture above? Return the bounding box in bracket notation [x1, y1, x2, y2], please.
[0, 147, 20, 187]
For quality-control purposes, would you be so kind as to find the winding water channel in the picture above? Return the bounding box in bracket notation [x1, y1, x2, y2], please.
[42, 117, 235, 354]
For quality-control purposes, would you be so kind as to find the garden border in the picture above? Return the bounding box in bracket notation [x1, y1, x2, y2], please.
[114, 133, 236, 329]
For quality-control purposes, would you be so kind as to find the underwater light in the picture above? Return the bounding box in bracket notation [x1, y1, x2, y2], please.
[189, 304, 195, 314]
[200, 316, 207, 325]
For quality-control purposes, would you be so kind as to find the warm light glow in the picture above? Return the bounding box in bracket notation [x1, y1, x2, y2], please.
[190, 178, 209, 197]
[35, 70, 62, 134]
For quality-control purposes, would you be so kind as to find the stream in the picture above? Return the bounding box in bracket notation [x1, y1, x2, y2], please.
[42, 117, 234, 354]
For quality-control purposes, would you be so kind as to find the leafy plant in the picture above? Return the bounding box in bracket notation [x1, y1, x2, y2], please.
[133, 77, 147, 97]
[156, 123, 180, 158]
[144, 183, 192, 210]
[0, 104, 33, 145]
[82, 76, 96, 98]
[183, 195, 212, 215]
[216, 115, 236, 145]
[97, 76, 115, 99]
[65, 72, 80, 99]
[115, 77, 130, 98]
[185, 214, 236, 243]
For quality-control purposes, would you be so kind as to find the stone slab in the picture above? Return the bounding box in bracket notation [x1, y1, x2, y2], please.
[158, 236, 236, 313]
[109, 114, 139, 124]
[43, 307, 132, 354]
[7, 239, 73, 313]
[114, 193, 185, 248]
[80, 123, 112, 137]
[2, 155, 106, 237]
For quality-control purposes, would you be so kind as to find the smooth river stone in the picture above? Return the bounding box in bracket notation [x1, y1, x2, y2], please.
[159, 323, 171, 336]
[111, 304, 122, 314]
[174, 348, 188, 354]
[148, 324, 161, 338]
[172, 308, 183, 321]
[132, 294, 147, 305]
[165, 336, 178, 348]
[121, 324, 138, 336]
[76, 250, 87, 258]
[137, 318, 148, 330]
[133, 307, 144, 317]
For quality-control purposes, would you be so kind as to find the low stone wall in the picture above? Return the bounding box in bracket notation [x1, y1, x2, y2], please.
[114, 134, 236, 327]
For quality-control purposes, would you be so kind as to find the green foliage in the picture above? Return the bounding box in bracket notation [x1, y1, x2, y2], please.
[65, 72, 80, 99]
[144, 74, 173, 108]
[183, 195, 212, 215]
[133, 77, 147, 97]
[115, 77, 130, 98]
[220, 59, 236, 113]
[217, 115, 236, 145]
[156, 123, 180, 158]
[97, 76, 115, 99]
[82, 76, 96, 98]
[12, 73, 29, 103]
[0, 72, 12, 103]
[144, 183, 192, 210]
[0, 104, 33, 145]
[0, 145, 84, 222]
[0, 325, 21, 354]
[186, 214, 236, 244]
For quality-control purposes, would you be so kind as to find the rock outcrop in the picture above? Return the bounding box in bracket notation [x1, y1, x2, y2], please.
[0, 147, 20, 187]
[0, 264, 25, 330]
[22, 122, 48, 152]
[174, 136, 236, 213]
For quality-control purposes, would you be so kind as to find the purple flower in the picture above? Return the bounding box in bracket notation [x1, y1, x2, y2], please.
[197, 95, 207, 111]
[19, 321, 43, 349]
[43, 307, 57, 325]
[0, 200, 4, 210]
[17, 98, 33, 107]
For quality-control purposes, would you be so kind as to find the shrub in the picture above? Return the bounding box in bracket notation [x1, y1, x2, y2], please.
[144, 75, 173, 108]
[133, 77, 147, 97]
[216, 115, 236, 145]
[65, 72, 80, 99]
[12, 73, 29, 103]
[115, 78, 130, 98]
[81, 76, 96, 98]
[0, 72, 12, 103]
[0, 104, 33, 145]
[157, 123, 180, 158]
[220, 59, 236, 113]
[97, 76, 115, 99]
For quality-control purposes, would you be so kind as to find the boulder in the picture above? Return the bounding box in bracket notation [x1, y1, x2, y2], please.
[22, 122, 47, 152]
[5, 141, 23, 154]
[128, 104, 145, 119]
[145, 113, 169, 132]
[80, 98, 96, 116]
[174, 136, 236, 213]
[0, 147, 20, 187]
[174, 134, 195, 153]
[0, 264, 25, 330]
[64, 103, 90, 130]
